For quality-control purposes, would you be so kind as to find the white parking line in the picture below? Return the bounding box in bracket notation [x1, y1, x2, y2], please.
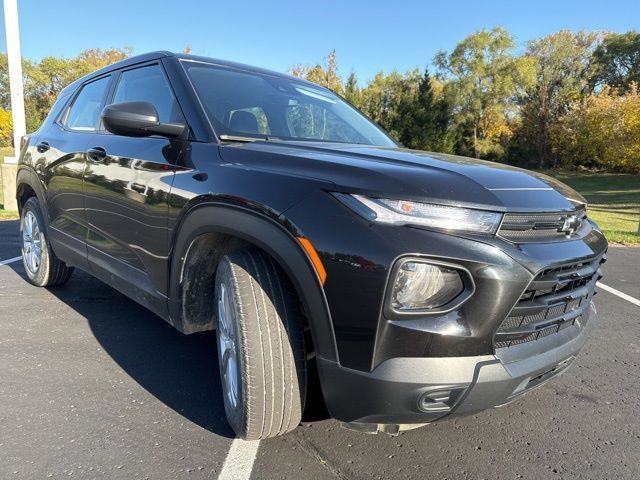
[217, 439, 260, 480]
[0, 256, 22, 266]
[597, 282, 640, 307]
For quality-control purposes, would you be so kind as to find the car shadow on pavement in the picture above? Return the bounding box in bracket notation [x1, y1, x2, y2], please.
[13, 264, 237, 439]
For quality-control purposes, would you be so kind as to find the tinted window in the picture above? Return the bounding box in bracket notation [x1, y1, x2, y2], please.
[228, 107, 271, 135]
[65, 76, 110, 131]
[113, 64, 182, 123]
[183, 62, 396, 146]
[286, 103, 363, 142]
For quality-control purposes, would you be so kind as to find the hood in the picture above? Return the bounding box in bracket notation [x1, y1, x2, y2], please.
[219, 142, 585, 213]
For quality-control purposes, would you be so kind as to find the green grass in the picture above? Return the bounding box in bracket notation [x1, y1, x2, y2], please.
[547, 171, 640, 245]
[0, 210, 18, 220]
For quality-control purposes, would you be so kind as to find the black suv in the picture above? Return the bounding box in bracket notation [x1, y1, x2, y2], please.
[17, 51, 607, 440]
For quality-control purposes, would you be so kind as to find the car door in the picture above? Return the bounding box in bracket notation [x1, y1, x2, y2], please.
[33, 75, 113, 269]
[82, 62, 187, 314]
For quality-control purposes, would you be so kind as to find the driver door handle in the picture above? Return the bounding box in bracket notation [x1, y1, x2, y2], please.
[87, 146, 107, 163]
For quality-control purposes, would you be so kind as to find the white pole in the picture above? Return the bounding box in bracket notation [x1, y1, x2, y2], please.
[3, 0, 26, 164]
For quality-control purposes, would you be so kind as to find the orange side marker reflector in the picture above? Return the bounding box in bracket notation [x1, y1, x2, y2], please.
[297, 237, 327, 285]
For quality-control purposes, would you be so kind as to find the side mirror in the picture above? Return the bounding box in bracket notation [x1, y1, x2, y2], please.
[101, 101, 185, 138]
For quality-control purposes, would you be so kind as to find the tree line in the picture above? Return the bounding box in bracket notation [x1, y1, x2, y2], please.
[1, 28, 639, 172]
[292, 28, 640, 172]
[0, 47, 132, 141]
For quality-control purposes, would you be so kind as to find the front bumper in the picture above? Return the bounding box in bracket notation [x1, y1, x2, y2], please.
[318, 302, 597, 426]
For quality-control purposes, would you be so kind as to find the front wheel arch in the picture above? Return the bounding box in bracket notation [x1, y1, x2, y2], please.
[168, 203, 339, 364]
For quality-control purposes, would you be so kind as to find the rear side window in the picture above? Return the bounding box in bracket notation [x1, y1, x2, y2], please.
[112, 64, 182, 123]
[65, 76, 110, 131]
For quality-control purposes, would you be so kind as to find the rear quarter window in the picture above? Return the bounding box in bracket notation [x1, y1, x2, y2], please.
[45, 91, 73, 127]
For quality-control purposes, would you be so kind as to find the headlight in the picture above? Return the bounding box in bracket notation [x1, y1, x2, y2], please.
[333, 193, 502, 234]
[391, 261, 464, 311]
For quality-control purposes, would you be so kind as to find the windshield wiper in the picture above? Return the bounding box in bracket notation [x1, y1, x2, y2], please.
[219, 134, 269, 143]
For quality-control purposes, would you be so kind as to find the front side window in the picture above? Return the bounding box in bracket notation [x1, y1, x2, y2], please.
[182, 61, 396, 146]
[112, 64, 183, 123]
[65, 76, 110, 131]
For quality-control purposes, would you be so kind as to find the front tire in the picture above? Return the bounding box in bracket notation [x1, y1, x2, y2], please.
[20, 197, 73, 287]
[215, 248, 306, 440]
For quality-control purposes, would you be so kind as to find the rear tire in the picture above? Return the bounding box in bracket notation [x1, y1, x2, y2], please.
[215, 248, 306, 440]
[20, 197, 73, 287]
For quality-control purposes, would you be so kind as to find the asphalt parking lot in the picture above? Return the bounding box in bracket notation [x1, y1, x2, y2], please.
[1, 218, 639, 480]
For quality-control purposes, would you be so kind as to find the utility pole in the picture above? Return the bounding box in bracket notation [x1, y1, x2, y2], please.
[2, 0, 25, 211]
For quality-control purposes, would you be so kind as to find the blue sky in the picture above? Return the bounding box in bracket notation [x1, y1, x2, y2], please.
[1, 0, 639, 83]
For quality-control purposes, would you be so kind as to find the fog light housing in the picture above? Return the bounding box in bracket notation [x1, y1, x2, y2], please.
[391, 260, 464, 311]
[418, 386, 467, 413]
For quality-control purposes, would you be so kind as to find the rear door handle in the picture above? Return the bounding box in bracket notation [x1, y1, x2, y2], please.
[36, 141, 50, 153]
[87, 146, 107, 163]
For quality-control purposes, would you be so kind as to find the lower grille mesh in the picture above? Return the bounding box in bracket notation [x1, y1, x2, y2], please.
[494, 254, 605, 349]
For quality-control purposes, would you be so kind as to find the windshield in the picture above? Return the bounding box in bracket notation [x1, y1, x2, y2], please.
[182, 60, 397, 147]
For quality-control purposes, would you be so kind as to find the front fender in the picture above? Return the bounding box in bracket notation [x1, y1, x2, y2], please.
[168, 203, 339, 364]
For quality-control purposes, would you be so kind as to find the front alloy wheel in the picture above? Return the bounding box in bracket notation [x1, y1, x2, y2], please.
[217, 282, 240, 411]
[214, 248, 306, 440]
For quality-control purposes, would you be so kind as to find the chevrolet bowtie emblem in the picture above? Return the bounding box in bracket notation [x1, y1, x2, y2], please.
[560, 215, 582, 235]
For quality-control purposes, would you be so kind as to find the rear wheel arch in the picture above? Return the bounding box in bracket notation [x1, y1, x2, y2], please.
[168, 203, 339, 364]
[16, 168, 47, 218]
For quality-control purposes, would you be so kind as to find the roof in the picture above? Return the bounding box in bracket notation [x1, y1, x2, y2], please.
[62, 51, 316, 94]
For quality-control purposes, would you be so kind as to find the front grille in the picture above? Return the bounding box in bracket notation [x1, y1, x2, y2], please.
[498, 208, 588, 242]
[494, 254, 605, 349]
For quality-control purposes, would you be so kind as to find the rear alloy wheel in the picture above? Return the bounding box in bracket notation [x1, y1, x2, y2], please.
[22, 210, 42, 275]
[20, 197, 74, 287]
[215, 248, 306, 440]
